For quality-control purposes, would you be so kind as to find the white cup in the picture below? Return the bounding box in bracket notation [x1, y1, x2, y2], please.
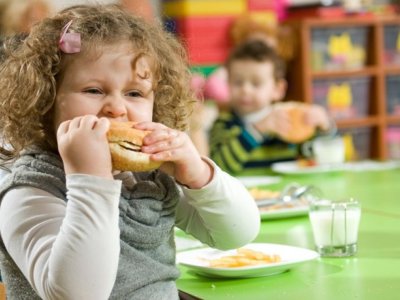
[309, 199, 361, 257]
[302, 136, 345, 165]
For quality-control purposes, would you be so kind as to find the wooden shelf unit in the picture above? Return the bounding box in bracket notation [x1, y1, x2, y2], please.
[286, 15, 400, 160]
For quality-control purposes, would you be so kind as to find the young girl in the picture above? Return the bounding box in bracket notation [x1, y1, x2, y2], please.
[0, 5, 260, 300]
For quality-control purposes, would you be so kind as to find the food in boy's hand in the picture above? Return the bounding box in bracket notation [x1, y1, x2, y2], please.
[107, 121, 162, 172]
[278, 104, 316, 143]
[207, 248, 281, 268]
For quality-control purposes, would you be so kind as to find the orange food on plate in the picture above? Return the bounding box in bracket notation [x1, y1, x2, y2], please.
[208, 248, 281, 268]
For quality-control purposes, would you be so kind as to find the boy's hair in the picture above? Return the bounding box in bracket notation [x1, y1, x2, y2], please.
[226, 40, 286, 81]
[0, 4, 195, 161]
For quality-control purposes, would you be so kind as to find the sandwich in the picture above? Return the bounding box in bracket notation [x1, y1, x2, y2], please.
[278, 102, 316, 143]
[107, 121, 162, 172]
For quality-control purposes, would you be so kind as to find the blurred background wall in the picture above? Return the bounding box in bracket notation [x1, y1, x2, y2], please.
[51, 0, 160, 16]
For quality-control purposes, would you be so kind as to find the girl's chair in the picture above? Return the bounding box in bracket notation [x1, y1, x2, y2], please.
[0, 282, 5, 300]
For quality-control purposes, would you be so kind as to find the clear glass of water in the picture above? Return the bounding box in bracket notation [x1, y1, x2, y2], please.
[309, 198, 361, 257]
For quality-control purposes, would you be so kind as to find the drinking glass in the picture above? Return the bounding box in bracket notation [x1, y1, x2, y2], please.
[309, 199, 361, 257]
[302, 136, 345, 165]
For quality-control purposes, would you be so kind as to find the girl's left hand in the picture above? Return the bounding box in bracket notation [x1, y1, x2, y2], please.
[135, 122, 213, 189]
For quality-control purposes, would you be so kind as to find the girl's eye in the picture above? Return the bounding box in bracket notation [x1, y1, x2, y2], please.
[84, 88, 103, 94]
[126, 90, 143, 98]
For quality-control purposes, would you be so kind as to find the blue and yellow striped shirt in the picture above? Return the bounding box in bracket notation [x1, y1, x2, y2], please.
[210, 110, 299, 176]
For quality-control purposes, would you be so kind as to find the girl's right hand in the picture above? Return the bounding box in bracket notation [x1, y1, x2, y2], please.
[57, 115, 113, 179]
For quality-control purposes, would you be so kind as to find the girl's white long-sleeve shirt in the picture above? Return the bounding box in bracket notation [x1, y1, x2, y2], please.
[0, 161, 260, 300]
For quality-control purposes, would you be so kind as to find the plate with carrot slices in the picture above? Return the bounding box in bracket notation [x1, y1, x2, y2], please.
[177, 243, 319, 278]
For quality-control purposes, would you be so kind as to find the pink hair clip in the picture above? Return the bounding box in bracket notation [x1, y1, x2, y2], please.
[59, 20, 81, 54]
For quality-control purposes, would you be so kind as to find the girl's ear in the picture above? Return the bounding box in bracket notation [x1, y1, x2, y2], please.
[272, 79, 287, 102]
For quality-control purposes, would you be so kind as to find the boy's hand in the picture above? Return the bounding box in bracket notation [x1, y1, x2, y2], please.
[305, 105, 331, 131]
[57, 115, 113, 179]
[254, 103, 331, 138]
[253, 105, 292, 137]
[135, 122, 213, 189]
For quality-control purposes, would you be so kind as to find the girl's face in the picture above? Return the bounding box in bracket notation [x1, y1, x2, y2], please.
[228, 59, 285, 116]
[53, 42, 155, 131]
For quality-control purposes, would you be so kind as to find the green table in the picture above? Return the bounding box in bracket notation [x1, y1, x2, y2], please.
[177, 168, 400, 300]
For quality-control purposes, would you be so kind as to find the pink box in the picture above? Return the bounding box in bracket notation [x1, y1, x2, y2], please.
[173, 16, 235, 64]
[248, 0, 276, 10]
[386, 127, 400, 159]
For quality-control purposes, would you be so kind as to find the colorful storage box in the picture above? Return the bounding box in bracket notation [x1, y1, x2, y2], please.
[247, 11, 277, 26]
[247, 0, 285, 21]
[312, 77, 370, 119]
[386, 75, 400, 116]
[190, 65, 219, 77]
[162, 0, 246, 17]
[311, 27, 368, 71]
[383, 25, 400, 66]
[247, 0, 276, 10]
[339, 127, 372, 160]
[166, 16, 234, 64]
[386, 126, 400, 160]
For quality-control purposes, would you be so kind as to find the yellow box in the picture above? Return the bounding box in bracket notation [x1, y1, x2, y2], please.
[248, 11, 277, 27]
[163, 0, 246, 17]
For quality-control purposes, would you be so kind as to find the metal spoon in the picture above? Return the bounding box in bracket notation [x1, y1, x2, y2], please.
[256, 184, 321, 208]
[256, 183, 301, 207]
[292, 185, 322, 201]
[281, 183, 302, 203]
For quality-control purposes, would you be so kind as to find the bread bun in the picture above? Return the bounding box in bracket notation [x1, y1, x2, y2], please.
[278, 103, 316, 143]
[107, 121, 162, 172]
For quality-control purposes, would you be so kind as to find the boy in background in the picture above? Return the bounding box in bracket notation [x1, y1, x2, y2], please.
[210, 40, 332, 176]
[189, 14, 295, 157]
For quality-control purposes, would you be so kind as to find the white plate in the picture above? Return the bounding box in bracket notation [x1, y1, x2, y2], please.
[271, 161, 346, 175]
[177, 243, 319, 278]
[237, 176, 281, 188]
[271, 160, 400, 175]
[260, 205, 309, 220]
[344, 160, 400, 171]
[175, 236, 204, 252]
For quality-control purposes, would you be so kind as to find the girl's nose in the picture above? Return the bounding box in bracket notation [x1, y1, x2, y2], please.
[102, 95, 127, 118]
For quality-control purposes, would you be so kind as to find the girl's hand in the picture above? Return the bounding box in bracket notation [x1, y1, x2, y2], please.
[135, 122, 213, 189]
[57, 115, 113, 179]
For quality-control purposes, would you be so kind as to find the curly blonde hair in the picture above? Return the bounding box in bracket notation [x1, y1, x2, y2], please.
[0, 4, 195, 162]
